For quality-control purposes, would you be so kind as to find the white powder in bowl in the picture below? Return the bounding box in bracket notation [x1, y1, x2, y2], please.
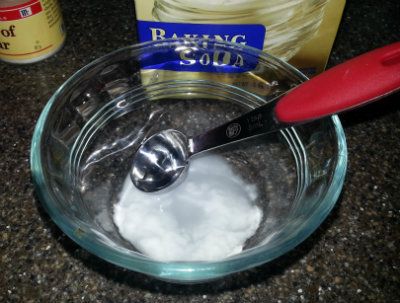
[113, 155, 262, 262]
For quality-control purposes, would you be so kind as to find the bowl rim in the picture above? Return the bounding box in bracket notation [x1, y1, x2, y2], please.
[30, 38, 347, 282]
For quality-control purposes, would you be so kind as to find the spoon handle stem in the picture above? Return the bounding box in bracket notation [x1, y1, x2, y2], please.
[189, 101, 280, 155]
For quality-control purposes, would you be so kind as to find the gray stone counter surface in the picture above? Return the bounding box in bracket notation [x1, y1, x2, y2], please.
[0, 0, 399, 302]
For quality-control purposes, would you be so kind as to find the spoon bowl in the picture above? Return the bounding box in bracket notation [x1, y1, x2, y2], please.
[131, 129, 189, 192]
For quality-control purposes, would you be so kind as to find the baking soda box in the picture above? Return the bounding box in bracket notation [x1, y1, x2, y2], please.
[133, 0, 345, 83]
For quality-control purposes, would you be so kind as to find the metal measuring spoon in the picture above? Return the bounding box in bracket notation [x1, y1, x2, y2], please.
[131, 42, 400, 192]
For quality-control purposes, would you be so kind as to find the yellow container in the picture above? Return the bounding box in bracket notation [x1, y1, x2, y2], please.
[134, 0, 346, 77]
[0, 0, 65, 64]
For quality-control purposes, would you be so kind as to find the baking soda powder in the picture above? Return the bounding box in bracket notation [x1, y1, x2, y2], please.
[114, 155, 262, 261]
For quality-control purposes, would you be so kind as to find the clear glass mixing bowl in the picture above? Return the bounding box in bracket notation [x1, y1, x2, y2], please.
[31, 39, 347, 283]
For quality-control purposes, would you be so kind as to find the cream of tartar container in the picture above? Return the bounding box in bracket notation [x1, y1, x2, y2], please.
[0, 0, 65, 64]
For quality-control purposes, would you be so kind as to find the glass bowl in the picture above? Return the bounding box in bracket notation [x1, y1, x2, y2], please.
[31, 39, 347, 283]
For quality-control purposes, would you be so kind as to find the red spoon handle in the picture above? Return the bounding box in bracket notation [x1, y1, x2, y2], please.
[275, 42, 400, 123]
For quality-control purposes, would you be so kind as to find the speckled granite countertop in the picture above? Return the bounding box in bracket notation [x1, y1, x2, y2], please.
[1, 0, 399, 302]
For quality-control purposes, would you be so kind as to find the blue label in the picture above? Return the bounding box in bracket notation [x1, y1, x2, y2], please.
[137, 21, 266, 73]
